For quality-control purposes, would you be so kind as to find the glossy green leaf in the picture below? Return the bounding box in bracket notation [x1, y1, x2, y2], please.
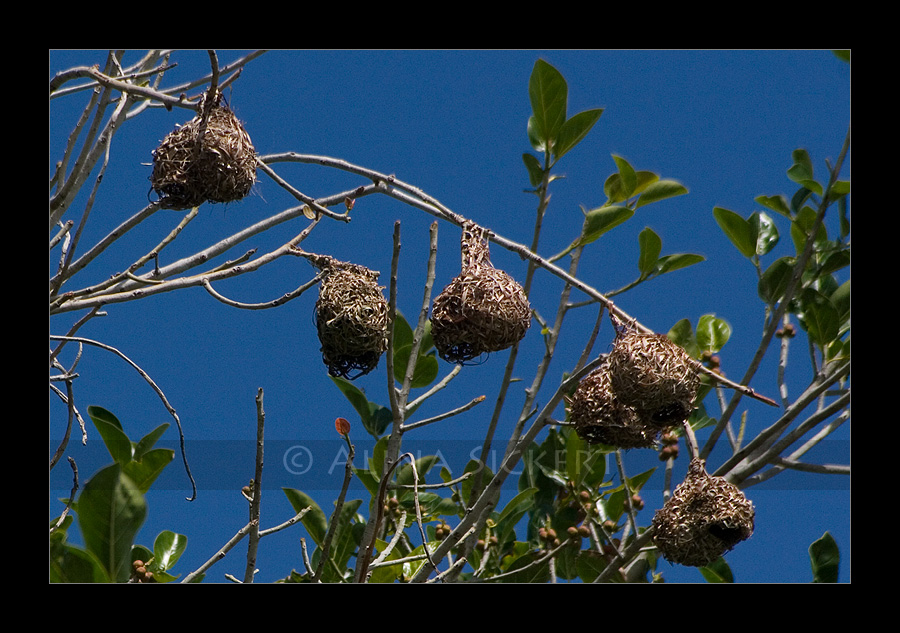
[750, 211, 779, 255]
[555, 108, 603, 160]
[152, 530, 188, 574]
[638, 227, 662, 277]
[283, 487, 328, 546]
[713, 207, 756, 258]
[810, 531, 840, 582]
[76, 464, 147, 583]
[635, 179, 689, 209]
[528, 59, 567, 153]
[696, 315, 731, 353]
[758, 256, 795, 304]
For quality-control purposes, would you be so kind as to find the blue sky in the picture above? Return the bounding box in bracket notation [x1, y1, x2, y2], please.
[50, 50, 850, 583]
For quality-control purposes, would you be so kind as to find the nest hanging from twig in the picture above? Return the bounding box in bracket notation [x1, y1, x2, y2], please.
[567, 359, 659, 449]
[651, 458, 755, 567]
[150, 93, 257, 210]
[431, 224, 531, 363]
[607, 322, 700, 428]
[311, 255, 390, 380]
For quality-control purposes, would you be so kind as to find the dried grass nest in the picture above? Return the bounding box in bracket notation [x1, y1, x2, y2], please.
[431, 225, 531, 363]
[311, 255, 390, 380]
[651, 458, 755, 567]
[567, 359, 658, 449]
[150, 93, 257, 210]
[607, 326, 700, 427]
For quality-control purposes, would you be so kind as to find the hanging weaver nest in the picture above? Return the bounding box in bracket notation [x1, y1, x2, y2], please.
[651, 458, 755, 567]
[431, 224, 531, 363]
[150, 93, 257, 210]
[567, 359, 659, 449]
[607, 322, 700, 428]
[311, 255, 390, 380]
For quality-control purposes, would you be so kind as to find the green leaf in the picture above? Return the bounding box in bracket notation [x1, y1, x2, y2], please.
[393, 344, 439, 389]
[801, 294, 840, 349]
[330, 375, 373, 425]
[790, 206, 827, 253]
[787, 149, 822, 195]
[695, 315, 731, 353]
[713, 207, 756, 258]
[750, 211, 779, 256]
[364, 403, 393, 437]
[758, 256, 795, 304]
[496, 488, 537, 547]
[638, 227, 662, 278]
[76, 464, 147, 583]
[699, 557, 734, 583]
[522, 153, 544, 187]
[667, 319, 699, 358]
[656, 253, 705, 275]
[320, 499, 363, 582]
[634, 179, 689, 209]
[397, 454, 441, 487]
[810, 531, 840, 582]
[528, 59, 568, 154]
[754, 194, 792, 218]
[123, 447, 174, 494]
[555, 108, 603, 160]
[612, 155, 638, 200]
[88, 406, 132, 465]
[50, 541, 111, 583]
[152, 530, 188, 575]
[581, 205, 634, 245]
[133, 423, 169, 461]
[283, 488, 328, 546]
[787, 148, 814, 182]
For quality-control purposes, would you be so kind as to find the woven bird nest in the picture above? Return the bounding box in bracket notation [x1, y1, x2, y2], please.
[150, 93, 257, 210]
[651, 458, 755, 567]
[567, 360, 658, 449]
[431, 225, 531, 363]
[607, 325, 700, 428]
[311, 255, 390, 380]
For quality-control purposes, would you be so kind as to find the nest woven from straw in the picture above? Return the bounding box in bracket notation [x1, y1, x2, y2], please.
[313, 256, 390, 380]
[431, 225, 531, 363]
[651, 458, 755, 567]
[150, 94, 257, 210]
[607, 329, 700, 428]
[567, 360, 659, 449]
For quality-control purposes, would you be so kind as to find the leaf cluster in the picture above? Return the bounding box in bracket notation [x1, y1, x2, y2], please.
[50, 407, 187, 583]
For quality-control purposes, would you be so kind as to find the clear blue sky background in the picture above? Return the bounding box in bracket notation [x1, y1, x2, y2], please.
[50, 50, 850, 583]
